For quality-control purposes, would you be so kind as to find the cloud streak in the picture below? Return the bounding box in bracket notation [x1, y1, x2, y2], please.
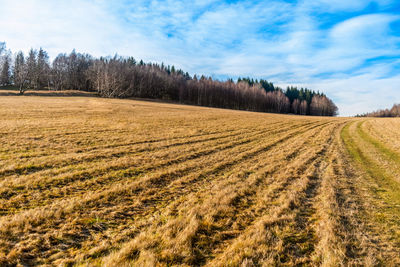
[0, 0, 399, 115]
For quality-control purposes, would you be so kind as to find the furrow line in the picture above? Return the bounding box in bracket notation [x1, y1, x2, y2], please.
[0, 127, 278, 214]
[0, 121, 296, 178]
[85, 121, 336, 266]
[204, 121, 341, 266]
[0, 121, 326, 265]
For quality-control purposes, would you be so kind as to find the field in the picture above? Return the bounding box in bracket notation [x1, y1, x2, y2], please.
[1, 95, 400, 266]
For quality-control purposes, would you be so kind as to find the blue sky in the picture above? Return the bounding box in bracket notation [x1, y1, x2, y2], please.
[1, 0, 400, 116]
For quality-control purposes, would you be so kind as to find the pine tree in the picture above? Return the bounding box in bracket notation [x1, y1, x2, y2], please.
[37, 48, 50, 88]
[0, 43, 5, 55]
[0, 54, 11, 86]
[26, 49, 38, 89]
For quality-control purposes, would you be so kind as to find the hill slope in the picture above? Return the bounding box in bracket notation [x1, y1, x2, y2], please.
[0, 96, 399, 266]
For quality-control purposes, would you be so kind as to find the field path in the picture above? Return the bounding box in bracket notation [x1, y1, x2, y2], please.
[0, 96, 400, 266]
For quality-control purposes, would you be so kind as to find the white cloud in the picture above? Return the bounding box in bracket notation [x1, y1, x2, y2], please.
[0, 0, 124, 56]
[301, 0, 395, 12]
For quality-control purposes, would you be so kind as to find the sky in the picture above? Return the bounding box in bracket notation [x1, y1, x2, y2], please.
[0, 0, 400, 116]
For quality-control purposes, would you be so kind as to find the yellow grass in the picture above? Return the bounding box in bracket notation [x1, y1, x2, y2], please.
[0, 95, 400, 266]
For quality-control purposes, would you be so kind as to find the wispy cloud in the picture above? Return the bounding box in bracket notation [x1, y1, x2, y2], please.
[0, 0, 399, 115]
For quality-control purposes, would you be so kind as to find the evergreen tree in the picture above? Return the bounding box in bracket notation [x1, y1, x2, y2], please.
[37, 48, 50, 88]
[26, 49, 38, 89]
[0, 53, 11, 86]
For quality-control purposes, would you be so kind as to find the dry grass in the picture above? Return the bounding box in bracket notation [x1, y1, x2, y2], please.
[0, 95, 400, 266]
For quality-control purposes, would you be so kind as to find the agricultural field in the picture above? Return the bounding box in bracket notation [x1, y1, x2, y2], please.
[0, 95, 400, 266]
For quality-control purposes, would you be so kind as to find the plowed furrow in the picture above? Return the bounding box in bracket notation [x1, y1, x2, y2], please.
[0, 125, 253, 163]
[97, 122, 337, 266]
[203, 122, 340, 266]
[0, 128, 274, 214]
[0, 127, 269, 194]
[0, 127, 263, 178]
[205, 123, 339, 257]
[0, 121, 326, 265]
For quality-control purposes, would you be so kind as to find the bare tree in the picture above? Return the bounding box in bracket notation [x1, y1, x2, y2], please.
[13, 51, 28, 94]
[310, 95, 338, 116]
[51, 53, 68, 90]
[362, 103, 400, 117]
[299, 100, 308, 115]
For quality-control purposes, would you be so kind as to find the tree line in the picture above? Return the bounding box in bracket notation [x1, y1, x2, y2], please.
[0, 43, 338, 116]
[357, 104, 400, 117]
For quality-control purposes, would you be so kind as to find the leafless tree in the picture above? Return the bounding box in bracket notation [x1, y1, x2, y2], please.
[310, 95, 338, 116]
[299, 100, 308, 115]
[361, 103, 400, 117]
[292, 99, 300, 114]
[13, 51, 28, 94]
